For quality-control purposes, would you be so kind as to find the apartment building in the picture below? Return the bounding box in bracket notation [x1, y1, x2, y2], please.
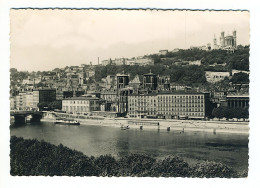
[157, 92, 210, 119]
[128, 92, 211, 119]
[32, 89, 56, 108]
[62, 95, 101, 114]
[128, 93, 157, 118]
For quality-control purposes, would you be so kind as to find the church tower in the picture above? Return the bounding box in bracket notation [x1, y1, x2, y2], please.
[220, 32, 225, 48]
[233, 30, 237, 48]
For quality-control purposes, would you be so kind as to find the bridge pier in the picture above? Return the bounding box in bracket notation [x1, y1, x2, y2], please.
[14, 115, 26, 124]
[11, 111, 43, 124]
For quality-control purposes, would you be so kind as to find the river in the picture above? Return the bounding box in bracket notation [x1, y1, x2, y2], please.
[10, 121, 248, 173]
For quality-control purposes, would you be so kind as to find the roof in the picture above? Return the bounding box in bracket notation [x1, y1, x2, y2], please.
[116, 72, 129, 77]
[157, 91, 209, 95]
[129, 75, 141, 84]
[129, 93, 158, 96]
[144, 72, 156, 76]
[63, 96, 100, 100]
[129, 91, 209, 96]
[33, 88, 56, 91]
[226, 95, 249, 98]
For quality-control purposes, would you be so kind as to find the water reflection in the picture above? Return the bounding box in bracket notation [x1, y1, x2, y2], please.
[10, 121, 248, 172]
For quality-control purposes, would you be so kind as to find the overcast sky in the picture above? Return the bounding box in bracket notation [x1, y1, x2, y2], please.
[10, 9, 250, 72]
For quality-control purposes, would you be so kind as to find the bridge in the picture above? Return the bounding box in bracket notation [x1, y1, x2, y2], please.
[10, 111, 43, 124]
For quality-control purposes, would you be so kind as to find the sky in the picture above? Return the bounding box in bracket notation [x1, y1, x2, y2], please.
[10, 9, 250, 72]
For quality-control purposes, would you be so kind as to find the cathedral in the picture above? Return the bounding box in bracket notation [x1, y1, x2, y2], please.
[213, 30, 237, 50]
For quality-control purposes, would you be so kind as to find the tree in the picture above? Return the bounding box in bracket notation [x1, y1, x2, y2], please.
[230, 73, 249, 84]
[239, 108, 249, 120]
[212, 106, 249, 120]
[36, 82, 45, 88]
[48, 100, 62, 110]
[212, 107, 223, 120]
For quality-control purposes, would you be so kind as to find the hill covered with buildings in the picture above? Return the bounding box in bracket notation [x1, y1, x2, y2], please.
[10, 46, 249, 120]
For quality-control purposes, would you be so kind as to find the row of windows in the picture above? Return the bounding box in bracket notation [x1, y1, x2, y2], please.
[158, 104, 204, 107]
[129, 104, 156, 107]
[158, 108, 204, 112]
[129, 112, 157, 115]
[129, 100, 156, 102]
[158, 95, 204, 99]
[63, 106, 89, 112]
[128, 112, 204, 117]
[129, 103, 203, 107]
[129, 100, 204, 104]
[158, 99, 204, 103]
[129, 99, 204, 102]
[129, 107, 203, 112]
[129, 95, 204, 100]
[129, 108, 156, 111]
[63, 106, 100, 111]
[63, 100, 90, 104]
[158, 112, 204, 116]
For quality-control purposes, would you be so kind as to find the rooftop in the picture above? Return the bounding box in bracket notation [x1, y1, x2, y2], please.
[226, 95, 249, 98]
[63, 96, 100, 100]
[129, 91, 209, 96]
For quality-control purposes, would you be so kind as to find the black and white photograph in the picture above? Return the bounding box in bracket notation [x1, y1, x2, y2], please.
[1, 1, 260, 187]
[8, 9, 250, 178]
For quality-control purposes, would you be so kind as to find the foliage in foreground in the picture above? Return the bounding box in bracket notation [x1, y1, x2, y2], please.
[10, 136, 244, 177]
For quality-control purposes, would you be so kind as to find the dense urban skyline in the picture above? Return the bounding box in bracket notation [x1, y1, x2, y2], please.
[10, 9, 250, 71]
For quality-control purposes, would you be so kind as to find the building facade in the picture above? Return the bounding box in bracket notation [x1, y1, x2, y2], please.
[33, 89, 56, 108]
[116, 73, 129, 95]
[143, 71, 158, 91]
[226, 94, 249, 108]
[118, 87, 134, 114]
[205, 71, 230, 83]
[213, 30, 237, 50]
[62, 95, 101, 114]
[10, 96, 16, 110]
[11, 91, 34, 110]
[128, 93, 157, 118]
[128, 92, 211, 119]
[220, 31, 237, 49]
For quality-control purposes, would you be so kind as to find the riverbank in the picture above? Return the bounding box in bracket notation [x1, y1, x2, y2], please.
[41, 111, 249, 134]
[10, 136, 246, 177]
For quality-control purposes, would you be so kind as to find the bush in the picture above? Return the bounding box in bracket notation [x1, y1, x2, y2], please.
[149, 156, 190, 177]
[94, 155, 119, 176]
[191, 161, 235, 178]
[10, 136, 242, 177]
[117, 154, 156, 177]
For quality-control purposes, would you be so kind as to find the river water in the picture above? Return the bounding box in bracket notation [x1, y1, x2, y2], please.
[10, 121, 248, 173]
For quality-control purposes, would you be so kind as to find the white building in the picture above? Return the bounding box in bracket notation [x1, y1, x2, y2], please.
[23, 92, 34, 110]
[10, 97, 16, 110]
[134, 58, 154, 66]
[101, 60, 110, 66]
[114, 58, 125, 65]
[62, 95, 101, 114]
[205, 71, 230, 83]
[159, 50, 168, 55]
[188, 60, 201, 66]
[125, 59, 136, 65]
[125, 58, 154, 66]
[22, 79, 34, 85]
[13, 92, 34, 110]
